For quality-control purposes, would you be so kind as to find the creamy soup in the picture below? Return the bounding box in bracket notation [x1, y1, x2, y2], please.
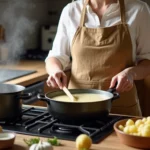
[52, 93, 110, 102]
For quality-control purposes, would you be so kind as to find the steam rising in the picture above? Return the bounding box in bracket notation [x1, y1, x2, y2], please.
[0, 0, 37, 64]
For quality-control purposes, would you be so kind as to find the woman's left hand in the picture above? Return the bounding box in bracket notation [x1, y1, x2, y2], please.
[109, 68, 134, 93]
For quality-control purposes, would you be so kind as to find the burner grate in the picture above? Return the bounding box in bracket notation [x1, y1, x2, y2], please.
[0, 107, 129, 143]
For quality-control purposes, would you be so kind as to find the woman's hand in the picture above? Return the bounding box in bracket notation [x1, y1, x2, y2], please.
[46, 70, 67, 89]
[109, 68, 135, 93]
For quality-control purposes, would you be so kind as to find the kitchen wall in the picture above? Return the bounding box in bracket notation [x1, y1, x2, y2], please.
[0, 0, 70, 51]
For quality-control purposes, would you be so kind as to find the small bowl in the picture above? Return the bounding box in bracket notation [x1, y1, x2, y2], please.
[0, 132, 16, 149]
[114, 118, 150, 149]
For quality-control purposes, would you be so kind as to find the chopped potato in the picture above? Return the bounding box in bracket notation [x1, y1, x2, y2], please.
[135, 119, 143, 128]
[147, 116, 150, 121]
[142, 118, 147, 123]
[138, 124, 145, 133]
[129, 125, 137, 133]
[118, 125, 124, 131]
[145, 120, 150, 125]
[123, 126, 130, 134]
[141, 127, 150, 137]
[126, 119, 134, 126]
[118, 118, 150, 137]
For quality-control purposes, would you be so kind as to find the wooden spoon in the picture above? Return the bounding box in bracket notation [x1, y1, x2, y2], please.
[62, 86, 77, 101]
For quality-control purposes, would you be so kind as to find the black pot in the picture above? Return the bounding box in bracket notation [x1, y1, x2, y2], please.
[37, 88, 119, 121]
[0, 83, 32, 121]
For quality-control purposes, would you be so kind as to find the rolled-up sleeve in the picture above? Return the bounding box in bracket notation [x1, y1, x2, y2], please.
[45, 4, 71, 70]
[136, 2, 150, 62]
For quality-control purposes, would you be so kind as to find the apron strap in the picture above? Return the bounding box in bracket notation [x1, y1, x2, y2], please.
[80, 0, 89, 27]
[118, 0, 126, 24]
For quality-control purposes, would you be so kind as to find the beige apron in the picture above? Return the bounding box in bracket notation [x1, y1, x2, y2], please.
[68, 0, 141, 116]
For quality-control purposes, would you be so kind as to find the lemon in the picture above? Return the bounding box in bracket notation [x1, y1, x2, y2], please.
[76, 134, 92, 150]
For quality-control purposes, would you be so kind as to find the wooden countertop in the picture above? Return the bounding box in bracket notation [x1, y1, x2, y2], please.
[0, 60, 48, 86]
[11, 133, 137, 150]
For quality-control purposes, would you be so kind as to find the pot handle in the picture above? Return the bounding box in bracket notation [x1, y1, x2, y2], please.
[37, 94, 50, 104]
[20, 93, 32, 99]
[107, 82, 120, 101]
[107, 82, 117, 93]
[110, 92, 120, 101]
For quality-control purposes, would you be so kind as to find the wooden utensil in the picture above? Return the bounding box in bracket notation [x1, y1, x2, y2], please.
[62, 86, 77, 101]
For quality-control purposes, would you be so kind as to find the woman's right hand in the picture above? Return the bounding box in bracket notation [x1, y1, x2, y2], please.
[46, 70, 67, 89]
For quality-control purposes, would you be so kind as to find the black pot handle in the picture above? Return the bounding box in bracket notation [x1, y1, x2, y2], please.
[111, 92, 120, 101]
[107, 82, 119, 101]
[107, 82, 117, 93]
[37, 94, 50, 104]
[20, 93, 32, 99]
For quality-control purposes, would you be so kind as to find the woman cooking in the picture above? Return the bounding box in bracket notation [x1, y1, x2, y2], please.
[45, 0, 150, 116]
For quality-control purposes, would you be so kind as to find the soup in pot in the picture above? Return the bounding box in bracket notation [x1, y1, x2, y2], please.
[52, 93, 110, 102]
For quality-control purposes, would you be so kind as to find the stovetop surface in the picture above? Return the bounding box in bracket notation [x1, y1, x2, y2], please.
[0, 107, 129, 143]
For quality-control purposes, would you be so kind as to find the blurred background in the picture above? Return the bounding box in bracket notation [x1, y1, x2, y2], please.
[0, 0, 70, 62]
[0, 0, 149, 62]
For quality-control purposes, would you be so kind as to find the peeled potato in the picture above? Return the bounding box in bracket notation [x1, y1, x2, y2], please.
[126, 119, 134, 126]
[145, 120, 150, 125]
[129, 125, 137, 133]
[118, 118, 150, 137]
[123, 126, 130, 134]
[138, 124, 145, 133]
[0, 126, 2, 133]
[142, 118, 147, 123]
[118, 125, 124, 131]
[76, 134, 92, 150]
[147, 116, 150, 121]
[141, 126, 150, 137]
[135, 119, 143, 128]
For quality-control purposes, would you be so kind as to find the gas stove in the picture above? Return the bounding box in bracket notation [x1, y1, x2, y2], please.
[0, 106, 128, 143]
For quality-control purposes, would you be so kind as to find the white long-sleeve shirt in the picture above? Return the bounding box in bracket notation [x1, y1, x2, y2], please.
[46, 0, 150, 70]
